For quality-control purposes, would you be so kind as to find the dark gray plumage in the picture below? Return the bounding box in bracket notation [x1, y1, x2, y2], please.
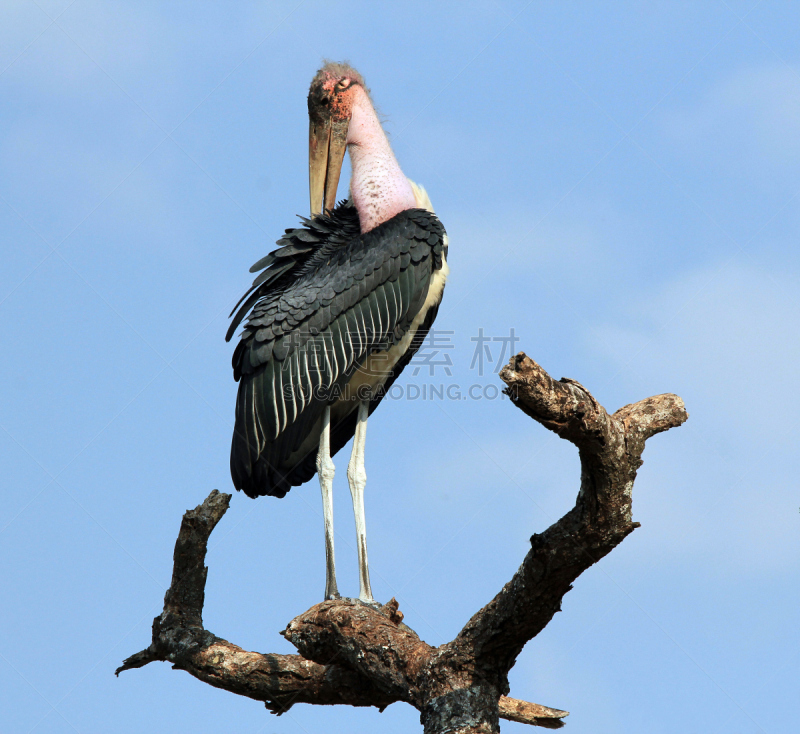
[227, 201, 447, 499]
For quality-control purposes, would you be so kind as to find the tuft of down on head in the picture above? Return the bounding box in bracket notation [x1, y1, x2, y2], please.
[310, 60, 368, 95]
[308, 61, 371, 123]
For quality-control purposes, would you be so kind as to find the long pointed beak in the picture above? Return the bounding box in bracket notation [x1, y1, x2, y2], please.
[309, 116, 349, 217]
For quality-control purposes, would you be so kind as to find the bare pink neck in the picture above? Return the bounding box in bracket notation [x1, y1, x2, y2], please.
[346, 88, 416, 233]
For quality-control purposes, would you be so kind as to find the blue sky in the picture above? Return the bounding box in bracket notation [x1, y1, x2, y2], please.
[1, 2, 798, 732]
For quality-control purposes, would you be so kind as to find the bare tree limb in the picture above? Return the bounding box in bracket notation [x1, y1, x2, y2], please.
[116, 490, 564, 725]
[118, 353, 686, 733]
[499, 699, 570, 729]
[447, 354, 688, 679]
[282, 598, 433, 706]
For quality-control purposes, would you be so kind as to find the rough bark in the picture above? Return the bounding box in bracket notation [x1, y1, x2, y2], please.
[118, 352, 686, 732]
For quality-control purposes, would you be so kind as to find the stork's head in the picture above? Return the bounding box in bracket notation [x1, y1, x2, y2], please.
[308, 62, 366, 216]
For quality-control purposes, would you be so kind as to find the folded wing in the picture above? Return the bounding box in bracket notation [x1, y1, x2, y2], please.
[229, 204, 447, 498]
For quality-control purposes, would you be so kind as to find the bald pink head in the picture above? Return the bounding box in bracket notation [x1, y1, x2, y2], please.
[307, 62, 416, 233]
[308, 62, 367, 124]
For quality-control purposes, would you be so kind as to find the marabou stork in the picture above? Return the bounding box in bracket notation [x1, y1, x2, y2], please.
[226, 63, 448, 602]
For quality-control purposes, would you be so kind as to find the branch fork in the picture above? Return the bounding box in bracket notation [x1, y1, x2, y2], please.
[118, 353, 686, 733]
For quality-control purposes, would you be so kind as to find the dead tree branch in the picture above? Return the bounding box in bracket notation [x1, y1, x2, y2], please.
[118, 352, 686, 733]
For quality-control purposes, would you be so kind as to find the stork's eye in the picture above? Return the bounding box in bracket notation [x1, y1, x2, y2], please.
[336, 78, 351, 91]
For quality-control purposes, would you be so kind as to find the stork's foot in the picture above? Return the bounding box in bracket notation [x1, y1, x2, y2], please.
[334, 596, 381, 610]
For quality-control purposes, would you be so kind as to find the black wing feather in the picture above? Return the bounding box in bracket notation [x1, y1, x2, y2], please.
[230, 203, 447, 498]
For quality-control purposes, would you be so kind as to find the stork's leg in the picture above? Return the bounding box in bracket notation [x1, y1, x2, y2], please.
[347, 400, 374, 603]
[317, 405, 340, 600]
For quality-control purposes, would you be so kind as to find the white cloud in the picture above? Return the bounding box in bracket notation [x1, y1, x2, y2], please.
[592, 260, 800, 432]
[665, 64, 800, 161]
[588, 259, 800, 574]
